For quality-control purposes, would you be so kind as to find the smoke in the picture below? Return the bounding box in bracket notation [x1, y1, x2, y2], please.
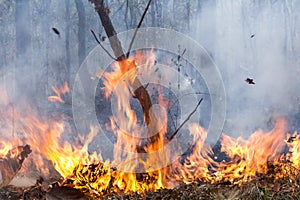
[191, 1, 300, 138]
[1, 0, 299, 147]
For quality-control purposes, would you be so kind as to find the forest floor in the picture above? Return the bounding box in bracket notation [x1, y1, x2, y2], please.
[1, 174, 299, 200]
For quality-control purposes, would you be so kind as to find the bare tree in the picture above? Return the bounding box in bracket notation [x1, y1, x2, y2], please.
[15, 0, 32, 102]
[65, 0, 71, 83]
[75, 0, 86, 65]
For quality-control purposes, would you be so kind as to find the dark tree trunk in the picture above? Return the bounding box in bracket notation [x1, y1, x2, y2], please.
[75, 0, 86, 65]
[90, 0, 160, 154]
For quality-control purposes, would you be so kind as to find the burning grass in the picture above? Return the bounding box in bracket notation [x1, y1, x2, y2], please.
[0, 118, 299, 199]
[0, 52, 299, 199]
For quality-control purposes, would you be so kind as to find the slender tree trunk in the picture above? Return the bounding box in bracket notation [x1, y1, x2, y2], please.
[155, 0, 162, 27]
[162, 0, 168, 26]
[173, 0, 177, 26]
[197, 0, 202, 14]
[90, 0, 161, 153]
[125, 0, 129, 29]
[65, 0, 71, 84]
[41, 0, 51, 109]
[186, 0, 190, 31]
[0, 19, 4, 69]
[129, 0, 137, 28]
[15, 0, 31, 62]
[150, 0, 155, 27]
[75, 0, 86, 65]
[15, 0, 31, 97]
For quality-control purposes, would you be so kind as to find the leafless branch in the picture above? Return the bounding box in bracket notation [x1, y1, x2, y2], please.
[126, 0, 152, 58]
[90, 29, 117, 61]
[168, 98, 203, 141]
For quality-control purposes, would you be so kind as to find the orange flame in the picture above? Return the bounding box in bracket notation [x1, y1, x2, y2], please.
[48, 82, 69, 103]
[0, 50, 299, 196]
[214, 118, 287, 184]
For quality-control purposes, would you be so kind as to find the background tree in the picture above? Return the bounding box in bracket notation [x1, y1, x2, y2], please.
[75, 0, 86, 65]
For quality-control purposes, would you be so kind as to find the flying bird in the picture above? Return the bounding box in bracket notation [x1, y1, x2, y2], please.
[250, 34, 255, 38]
[245, 78, 255, 85]
[52, 27, 60, 37]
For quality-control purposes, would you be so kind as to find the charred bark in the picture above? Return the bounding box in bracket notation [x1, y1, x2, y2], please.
[0, 145, 31, 188]
[90, 0, 154, 126]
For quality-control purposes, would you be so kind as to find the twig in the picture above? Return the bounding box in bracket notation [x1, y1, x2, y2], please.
[168, 98, 203, 141]
[90, 29, 117, 61]
[126, 0, 152, 58]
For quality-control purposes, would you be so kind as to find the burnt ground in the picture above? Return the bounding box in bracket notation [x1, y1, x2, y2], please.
[1, 172, 299, 200]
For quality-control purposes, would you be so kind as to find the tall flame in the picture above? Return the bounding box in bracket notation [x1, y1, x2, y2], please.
[0, 50, 299, 197]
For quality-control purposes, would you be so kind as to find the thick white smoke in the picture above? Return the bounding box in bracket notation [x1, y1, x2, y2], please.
[192, 1, 300, 138]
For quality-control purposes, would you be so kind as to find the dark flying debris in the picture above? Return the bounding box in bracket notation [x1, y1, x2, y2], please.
[52, 27, 60, 36]
[250, 34, 255, 38]
[101, 36, 106, 42]
[245, 78, 255, 85]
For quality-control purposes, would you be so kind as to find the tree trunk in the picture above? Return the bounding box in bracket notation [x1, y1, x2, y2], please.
[129, 0, 137, 28]
[41, 0, 51, 108]
[125, 0, 129, 29]
[197, 0, 202, 14]
[90, 0, 162, 162]
[155, 0, 162, 27]
[186, 0, 190, 31]
[15, 0, 31, 96]
[150, 0, 155, 27]
[0, 19, 4, 69]
[15, 0, 31, 62]
[75, 0, 86, 65]
[65, 0, 71, 84]
[173, 0, 177, 26]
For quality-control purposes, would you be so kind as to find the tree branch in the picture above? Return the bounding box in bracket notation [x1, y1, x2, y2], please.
[90, 29, 117, 61]
[90, 0, 155, 127]
[168, 98, 203, 141]
[126, 0, 152, 58]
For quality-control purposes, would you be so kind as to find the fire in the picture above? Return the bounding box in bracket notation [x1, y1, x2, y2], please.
[286, 132, 300, 169]
[214, 119, 287, 185]
[0, 50, 299, 197]
[0, 141, 13, 157]
[170, 123, 215, 184]
[48, 81, 70, 103]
